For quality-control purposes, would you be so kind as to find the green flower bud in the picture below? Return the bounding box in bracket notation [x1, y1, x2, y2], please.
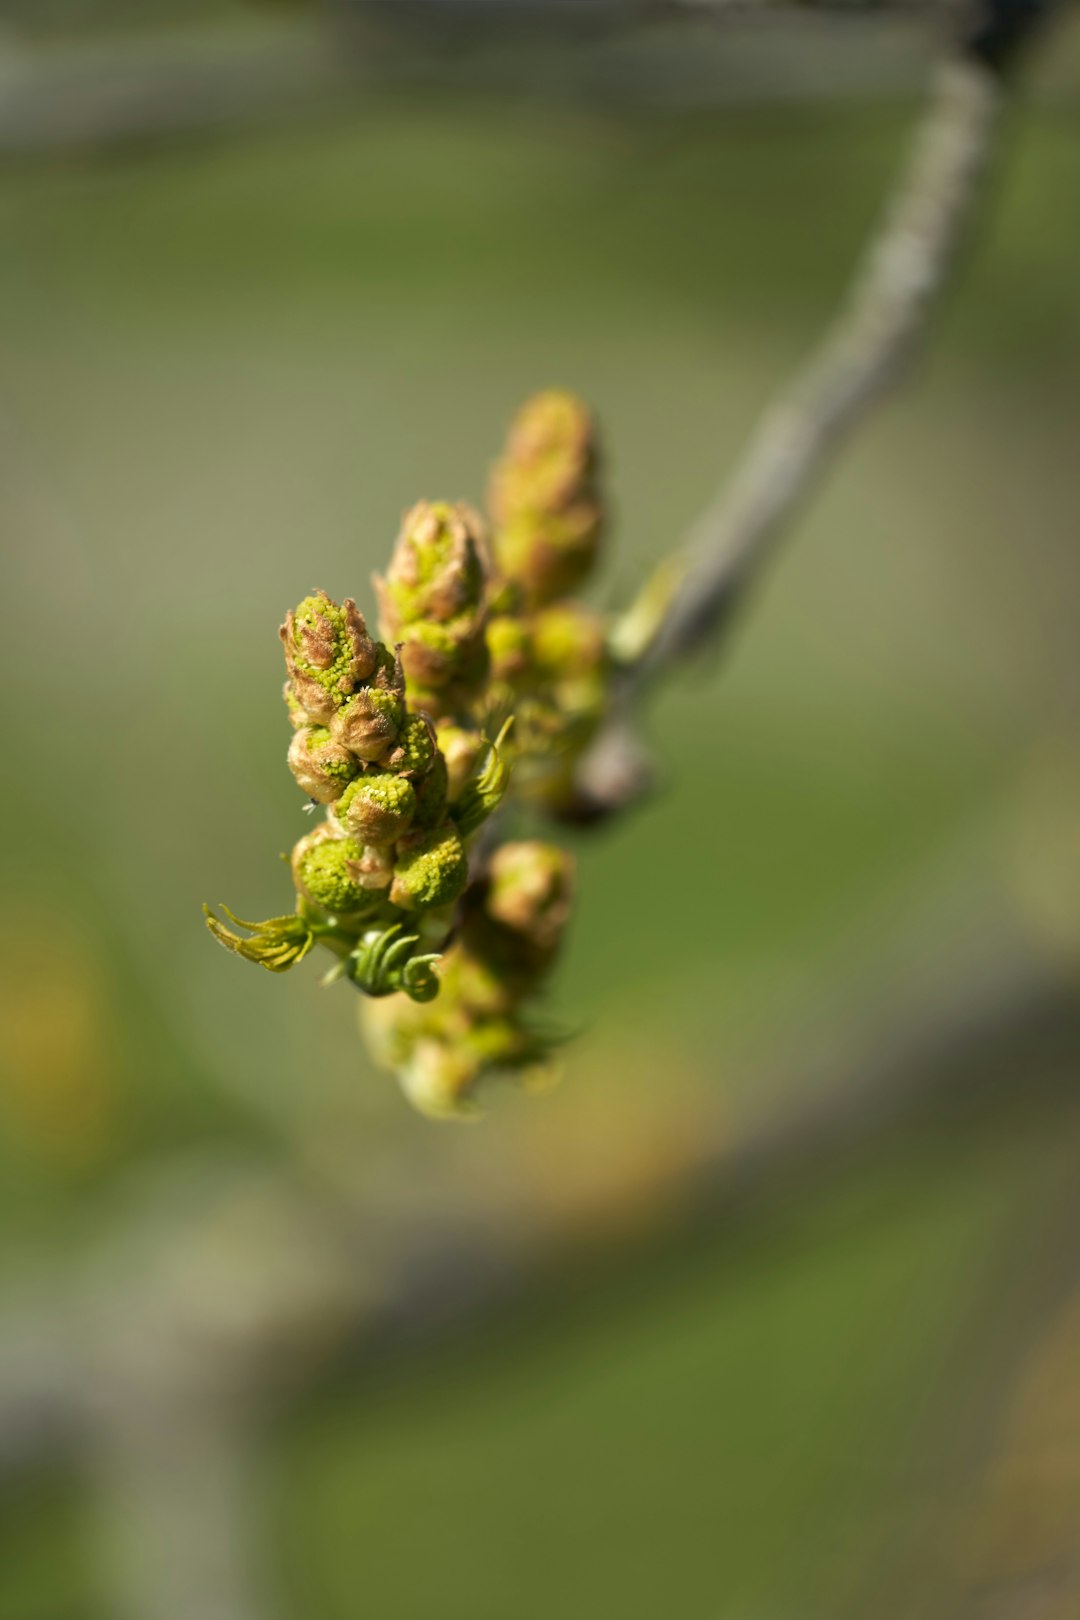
[386, 712, 437, 778]
[486, 840, 575, 956]
[329, 670, 406, 763]
[488, 390, 604, 607]
[494, 509, 602, 610]
[280, 591, 378, 724]
[391, 617, 490, 701]
[287, 726, 360, 804]
[389, 823, 469, 912]
[486, 614, 533, 684]
[337, 771, 416, 845]
[492, 390, 597, 517]
[530, 602, 606, 683]
[375, 502, 491, 704]
[291, 827, 376, 916]
[378, 500, 490, 628]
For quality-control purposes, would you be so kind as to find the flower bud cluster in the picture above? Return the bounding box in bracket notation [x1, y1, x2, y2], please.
[282, 592, 478, 929]
[207, 389, 616, 1116]
[375, 501, 491, 719]
[488, 389, 604, 608]
[482, 391, 610, 811]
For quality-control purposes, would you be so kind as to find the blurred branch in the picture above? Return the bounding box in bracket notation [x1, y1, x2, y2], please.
[0, 2, 1024, 159]
[347, 0, 967, 21]
[573, 0, 1056, 817]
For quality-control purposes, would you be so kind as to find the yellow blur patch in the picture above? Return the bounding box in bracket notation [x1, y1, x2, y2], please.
[0, 917, 120, 1169]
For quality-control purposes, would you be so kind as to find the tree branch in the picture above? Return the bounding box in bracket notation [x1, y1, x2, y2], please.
[571, 2, 1054, 818]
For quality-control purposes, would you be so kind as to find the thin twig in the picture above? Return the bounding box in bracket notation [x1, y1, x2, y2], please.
[572, 4, 1054, 816]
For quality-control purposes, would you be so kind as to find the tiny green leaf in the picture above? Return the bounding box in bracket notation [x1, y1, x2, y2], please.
[203, 904, 316, 973]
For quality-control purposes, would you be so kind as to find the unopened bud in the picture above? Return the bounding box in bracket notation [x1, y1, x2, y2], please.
[376, 501, 491, 702]
[486, 614, 533, 684]
[287, 727, 360, 803]
[486, 840, 575, 956]
[386, 712, 437, 778]
[495, 510, 602, 610]
[328, 651, 406, 763]
[488, 390, 604, 607]
[337, 771, 416, 845]
[493, 390, 597, 517]
[280, 591, 378, 724]
[378, 501, 489, 628]
[393, 617, 489, 699]
[291, 826, 378, 916]
[530, 602, 606, 683]
[389, 823, 469, 912]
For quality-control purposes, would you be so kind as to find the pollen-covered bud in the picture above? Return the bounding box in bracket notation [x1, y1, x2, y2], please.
[337, 771, 416, 845]
[389, 823, 469, 912]
[380, 500, 489, 625]
[330, 687, 403, 761]
[375, 501, 491, 704]
[486, 840, 575, 957]
[287, 727, 360, 804]
[391, 618, 490, 700]
[386, 712, 437, 778]
[328, 650, 406, 763]
[291, 826, 376, 916]
[488, 390, 604, 607]
[280, 591, 378, 724]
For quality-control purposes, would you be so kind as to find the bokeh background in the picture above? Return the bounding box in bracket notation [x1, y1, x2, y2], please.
[2, 3, 1080, 1617]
